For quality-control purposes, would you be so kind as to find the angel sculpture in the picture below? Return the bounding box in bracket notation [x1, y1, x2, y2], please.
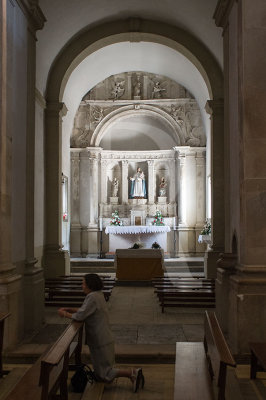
[110, 80, 125, 100]
[152, 81, 167, 99]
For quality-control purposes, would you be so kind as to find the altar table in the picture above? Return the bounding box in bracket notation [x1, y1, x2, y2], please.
[115, 249, 164, 280]
[105, 225, 170, 252]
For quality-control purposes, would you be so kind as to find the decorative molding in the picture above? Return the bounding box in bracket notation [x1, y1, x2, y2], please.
[16, 0, 46, 32]
[35, 88, 46, 108]
[213, 0, 236, 29]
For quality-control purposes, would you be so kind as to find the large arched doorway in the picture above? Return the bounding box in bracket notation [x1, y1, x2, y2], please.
[44, 19, 223, 278]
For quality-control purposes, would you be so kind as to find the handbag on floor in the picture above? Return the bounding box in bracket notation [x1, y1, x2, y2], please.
[71, 364, 99, 392]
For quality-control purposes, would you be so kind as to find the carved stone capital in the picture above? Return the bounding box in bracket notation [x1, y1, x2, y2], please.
[46, 101, 68, 118]
[17, 0, 46, 32]
[217, 252, 237, 270]
[214, 0, 236, 29]
[205, 99, 224, 116]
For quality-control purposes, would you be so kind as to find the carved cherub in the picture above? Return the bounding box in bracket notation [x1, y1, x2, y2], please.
[151, 80, 167, 99]
[110, 80, 125, 100]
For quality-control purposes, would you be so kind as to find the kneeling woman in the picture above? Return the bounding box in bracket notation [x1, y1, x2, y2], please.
[58, 273, 144, 392]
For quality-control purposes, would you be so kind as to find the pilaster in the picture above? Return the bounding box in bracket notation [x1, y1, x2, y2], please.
[205, 99, 224, 278]
[147, 160, 155, 204]
[122, 160, 129, 204]
[44, 101, 69, 277]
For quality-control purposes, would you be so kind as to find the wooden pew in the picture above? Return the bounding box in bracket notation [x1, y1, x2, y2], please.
[158, 289, 215, 312]
[249, 342, 266, 379]
[174, 311, 237, 400]
[4, 321, 83, 400]
[45, 288, 112, 307]
[0, 313, 10, 378]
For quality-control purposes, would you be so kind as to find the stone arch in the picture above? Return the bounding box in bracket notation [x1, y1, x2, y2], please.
[91, 104, 186, 147]
[44, 18, 224, 274]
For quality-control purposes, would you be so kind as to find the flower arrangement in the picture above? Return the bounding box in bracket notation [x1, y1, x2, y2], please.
[110, 210, 123, 226]
[152, 210, 165, 226]
[151, 241, 161, 249]
[201, 220, 211, 235]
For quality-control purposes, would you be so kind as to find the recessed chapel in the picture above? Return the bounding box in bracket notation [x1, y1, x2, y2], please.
[1, 0, 266, 397]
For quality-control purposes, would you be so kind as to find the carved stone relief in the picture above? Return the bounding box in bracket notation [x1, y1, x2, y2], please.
[71, 71, 205, 148]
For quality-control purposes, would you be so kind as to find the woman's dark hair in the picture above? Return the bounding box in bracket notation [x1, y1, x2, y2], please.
[84, 273, 103, 291]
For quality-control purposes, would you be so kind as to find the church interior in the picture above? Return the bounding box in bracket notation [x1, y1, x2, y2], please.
[1, 0, 266, 398]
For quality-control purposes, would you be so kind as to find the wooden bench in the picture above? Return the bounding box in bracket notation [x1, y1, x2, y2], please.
[249, 342, 266, 379]
[155, 288, 215, 312]
[174, 311, 236, 400]
[0, 313, 10, 378]
[4, 321, 83, 400]
[45, 288, 112, 307]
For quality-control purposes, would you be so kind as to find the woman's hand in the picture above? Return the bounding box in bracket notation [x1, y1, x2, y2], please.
[58, 308, 67, 318]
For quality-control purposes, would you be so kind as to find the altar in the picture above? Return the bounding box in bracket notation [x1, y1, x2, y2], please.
[105, 225, 171, 252]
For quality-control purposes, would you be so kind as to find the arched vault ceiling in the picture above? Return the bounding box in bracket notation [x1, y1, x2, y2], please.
[62, 42, 210, 140]
[37, 0, 223, 94]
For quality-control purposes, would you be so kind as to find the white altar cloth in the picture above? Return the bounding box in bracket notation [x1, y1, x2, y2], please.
[105, 225, 170, 235]
[105, 225, 170, 252]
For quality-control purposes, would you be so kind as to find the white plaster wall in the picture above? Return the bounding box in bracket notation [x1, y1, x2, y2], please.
[9, 2, 27, 266]
[36, 0, 223, 94]
[100, 114, 177, 150]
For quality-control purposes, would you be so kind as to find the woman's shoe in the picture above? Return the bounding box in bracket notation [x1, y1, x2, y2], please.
[131, 368, 144, 393]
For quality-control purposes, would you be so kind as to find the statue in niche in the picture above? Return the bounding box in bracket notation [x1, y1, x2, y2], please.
[129, 167, 147, 199]
[112, 177, 119, 197]
[133, 76, 141, 97]
[110, 80, 125, 100]
[152, 81, 166, 99]
[159, 177, 167, 197]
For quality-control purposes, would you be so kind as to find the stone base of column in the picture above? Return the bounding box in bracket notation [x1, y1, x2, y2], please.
[227, 273, 266, 354]
[43, 247, 70, 278]
[70, 224, 82, 256]
[215, 253, 238, 332]
[81, 227, 99, 257]
[24, 264, 45, 334]
[204, 249, 222, 278]
[0, 273, 22, 349]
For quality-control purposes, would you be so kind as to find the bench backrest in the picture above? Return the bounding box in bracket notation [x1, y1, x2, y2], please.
[204, 311, 236, 400]
[39, 321, 83, 400]
[5, 321, 83, 400]
[0, 312, 10, 377]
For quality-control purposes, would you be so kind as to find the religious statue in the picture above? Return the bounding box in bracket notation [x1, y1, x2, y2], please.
[112, 177, 119, 197]
[129, 167, 147, 199]
[159, 177, 167, 197]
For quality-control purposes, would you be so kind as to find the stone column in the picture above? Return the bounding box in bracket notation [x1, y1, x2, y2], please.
[214, 0, 266, 353]
[195, 150, 206, 253]
[168, 159, 176, 204]
[178, 152, 186, 225]
[89, 156, 99, 226]
[70, 150, 81, 256]
[122, 160, 129, 204]
[79, 150, 90, 227]
[100, 159, 108, 204]
[185, 150, 197, 227]
[147, 160, 155, 204]
[205, 99, 224, 278]
[24, 2, 46, 334]
[44, 101, 70, 277]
